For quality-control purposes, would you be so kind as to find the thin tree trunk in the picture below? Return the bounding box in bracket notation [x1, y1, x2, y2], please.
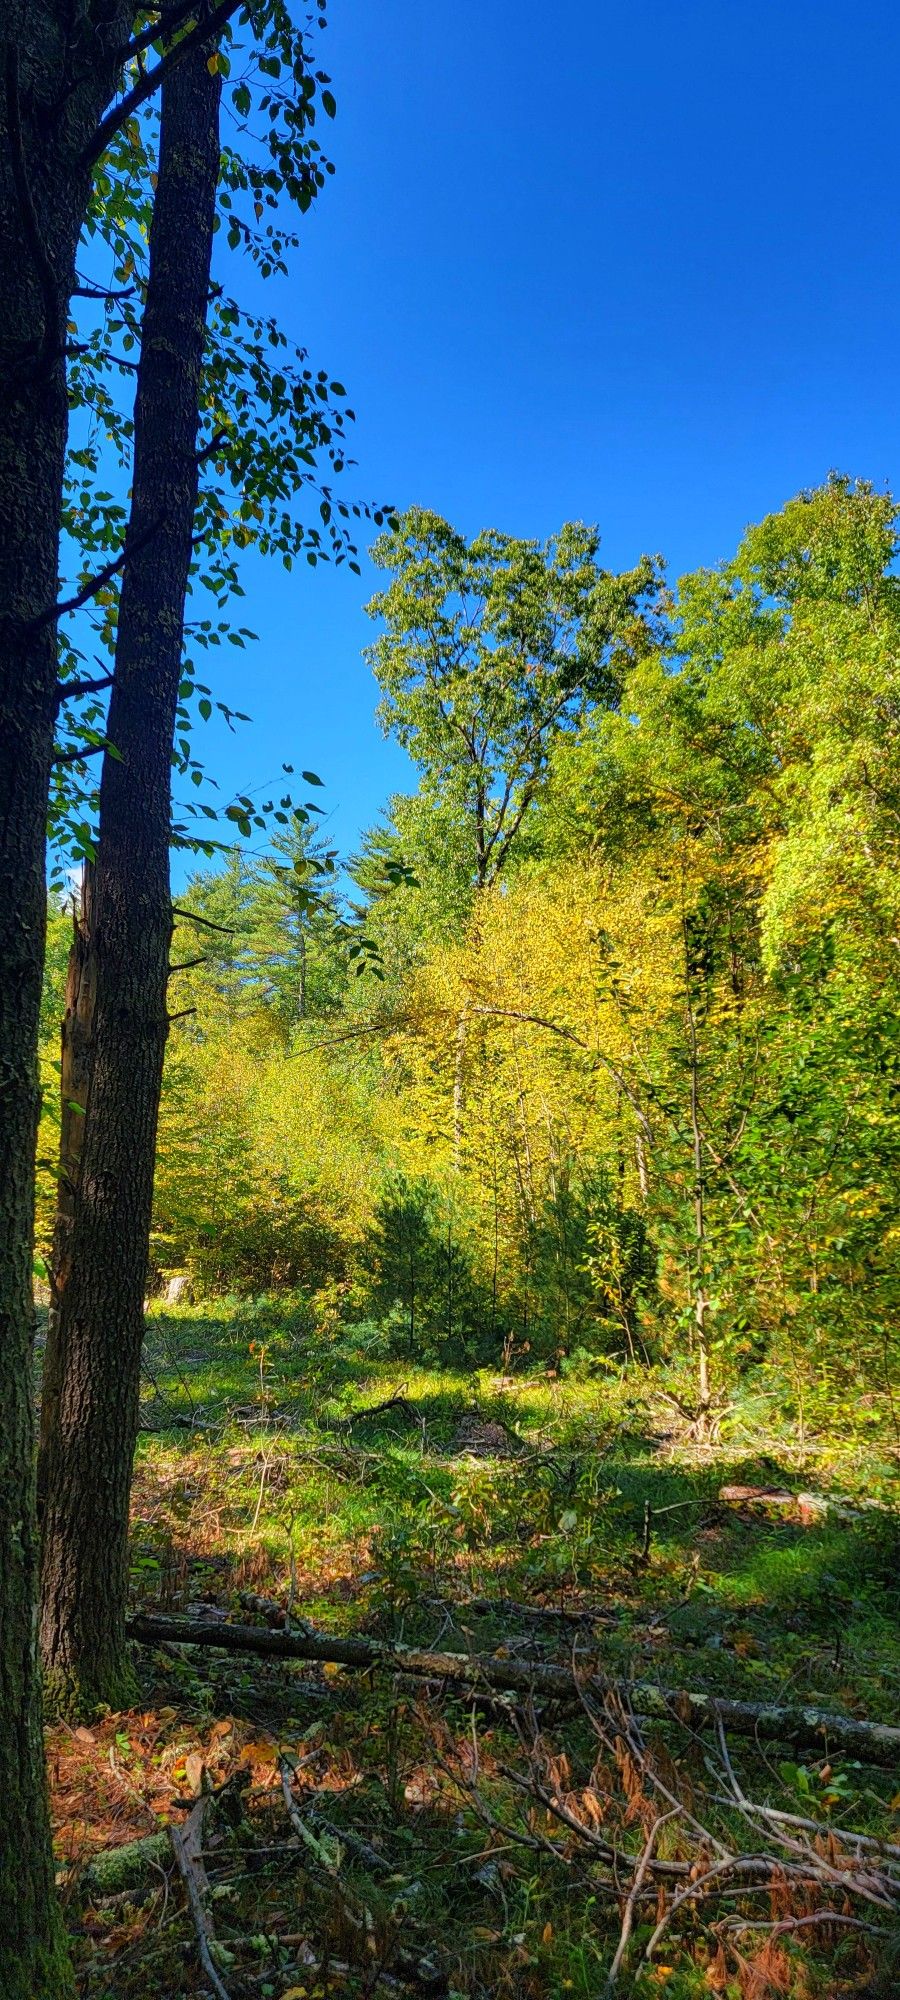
[0, 14, 134, 1988]
[511, 1040, 537, 1224]
[37, 863, 96, 1519]
[446, 1208, 453, 1349]
[298, 922, 307, 1018]
[452, 1010, 467, 1170]
[684, 969, 711, 1422]
[39, 44, 222, 1716]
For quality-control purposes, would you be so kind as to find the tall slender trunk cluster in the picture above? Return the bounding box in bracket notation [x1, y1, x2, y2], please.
[38, 43, 222, 1715]
[0, 16, 134, 1990]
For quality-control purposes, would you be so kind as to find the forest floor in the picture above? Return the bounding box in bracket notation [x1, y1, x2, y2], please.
[49, 1297, 900, 2000]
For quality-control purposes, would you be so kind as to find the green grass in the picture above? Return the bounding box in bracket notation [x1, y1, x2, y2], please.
[65, 1295, 900, 1999]
[134, 1300, 899, 1712]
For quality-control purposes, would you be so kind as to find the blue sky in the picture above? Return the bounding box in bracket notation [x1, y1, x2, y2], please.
[193, 0, 900, 870]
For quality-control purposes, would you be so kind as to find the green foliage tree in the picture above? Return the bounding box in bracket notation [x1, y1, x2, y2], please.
[361, 1171, 489, 1363]
[34, 476, 900, 1518]
[176, 822, 347, 1029]
[365, 509, 662, 891]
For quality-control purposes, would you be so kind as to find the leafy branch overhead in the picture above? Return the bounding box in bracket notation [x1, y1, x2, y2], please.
[52, 1, 397, 869]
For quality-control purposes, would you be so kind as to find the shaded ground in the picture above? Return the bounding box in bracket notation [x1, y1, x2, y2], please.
[52, 1298, 900, 1999]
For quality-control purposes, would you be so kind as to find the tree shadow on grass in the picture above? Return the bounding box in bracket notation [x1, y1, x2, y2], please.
[131, 1311, 900, 1748]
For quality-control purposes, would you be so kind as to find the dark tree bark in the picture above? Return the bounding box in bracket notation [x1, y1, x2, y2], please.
[37, 864, 96, 1520]
[39, 42, 222, 1716]
[0, 14, 137, 1992]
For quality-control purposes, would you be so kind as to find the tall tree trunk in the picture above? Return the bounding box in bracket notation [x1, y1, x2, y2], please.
[0, 15, 134, 1990]
[684, 969, 711, 1425]
[0, 327, 73, 2000]
[37, 864, 96, 1520]
[39, 43, 222, 1715]
[452, 1010, 467, 1169]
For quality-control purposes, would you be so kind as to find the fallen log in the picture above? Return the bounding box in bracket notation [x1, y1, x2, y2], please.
[425, 1592, 617, 1628]
[318, 1390, 424, 1436]
[126, 1614, 900, 1765]
[718, 1485, 861, 1525]
[76, 1830, 171, 1898]
[240, 1587, 615, 1630]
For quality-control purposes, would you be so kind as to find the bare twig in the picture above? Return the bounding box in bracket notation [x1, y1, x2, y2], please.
[169, 1797, 231, 2000]
[250, 1452, 270, 1534]
[35, 518, 163, 630]
[171, 905, 236, 935]
[56, 672, 115, 707]
[500, 1750, 691, 1881]
[52, 740, 108, 766]
[720, 1910, 885, 1942]
[715, 1798, 900, 1869]
[606, 1810, 679, 1987]
[115, 0, 201, 67]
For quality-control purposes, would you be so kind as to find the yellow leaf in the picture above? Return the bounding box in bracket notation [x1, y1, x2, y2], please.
[542, 1921, 553, 1944]
[241, 1737, 276, 1765]
[206, 52, 219, 74]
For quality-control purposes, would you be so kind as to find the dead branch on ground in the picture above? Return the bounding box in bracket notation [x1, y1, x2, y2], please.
[126, 1612, 900, 1765]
